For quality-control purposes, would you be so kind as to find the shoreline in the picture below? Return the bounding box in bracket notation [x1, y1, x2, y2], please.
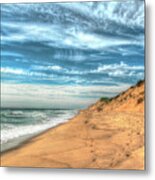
[1, 110, 81, 155]
[1, 120, 71, 156]
[1, 82, 144, 169]
[1, 109, 80, 154]
[1, 110, 144, 169]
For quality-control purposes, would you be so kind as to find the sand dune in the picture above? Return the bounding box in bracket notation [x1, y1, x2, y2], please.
[1, 81, 145, 170]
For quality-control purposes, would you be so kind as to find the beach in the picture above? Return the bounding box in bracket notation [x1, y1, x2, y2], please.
[1, 1, 145, 171]
[1, 81, 144, 170]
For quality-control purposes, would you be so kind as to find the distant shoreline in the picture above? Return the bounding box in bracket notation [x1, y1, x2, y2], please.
[1, 107, 78, 110]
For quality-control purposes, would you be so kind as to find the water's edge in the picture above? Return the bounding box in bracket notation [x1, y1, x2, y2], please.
[1, 120, 70, 154]
[1, 109, 79, 153]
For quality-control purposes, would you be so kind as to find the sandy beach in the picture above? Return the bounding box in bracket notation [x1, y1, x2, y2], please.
[1, 81, 144, 170]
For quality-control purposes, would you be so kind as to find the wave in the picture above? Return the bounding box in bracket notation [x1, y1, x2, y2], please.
[1, 109, 77, 151]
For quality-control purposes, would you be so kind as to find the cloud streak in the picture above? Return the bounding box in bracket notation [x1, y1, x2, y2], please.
[1, 1, 145, 108]
[1, 1, 144, 50]
[1, 61, 144, 85]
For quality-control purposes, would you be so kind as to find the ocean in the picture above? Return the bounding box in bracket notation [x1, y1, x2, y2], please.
[0, 108, 77, 152]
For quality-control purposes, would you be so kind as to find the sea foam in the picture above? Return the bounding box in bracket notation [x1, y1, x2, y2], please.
[1, 109, 77, 152]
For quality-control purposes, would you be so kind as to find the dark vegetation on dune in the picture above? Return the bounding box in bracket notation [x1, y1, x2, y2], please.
[100, 97, 112, 103]
[100, 80, 144, 104]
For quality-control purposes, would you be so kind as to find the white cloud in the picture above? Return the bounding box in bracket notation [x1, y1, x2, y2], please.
[93, 61, 144, 73]
[65, 61, 144, 78]
[89, 61, 144, 78]
[1, 67, 26, 75]
[32, 65, 62, 71]
[1, 67, 51, 78]
[50, 65, 62, 71]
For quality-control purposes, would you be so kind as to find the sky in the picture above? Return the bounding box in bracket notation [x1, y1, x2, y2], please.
[1, 0, 145, 109]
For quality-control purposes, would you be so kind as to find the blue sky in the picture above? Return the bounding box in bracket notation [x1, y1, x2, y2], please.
[1, 1, 145, 109]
